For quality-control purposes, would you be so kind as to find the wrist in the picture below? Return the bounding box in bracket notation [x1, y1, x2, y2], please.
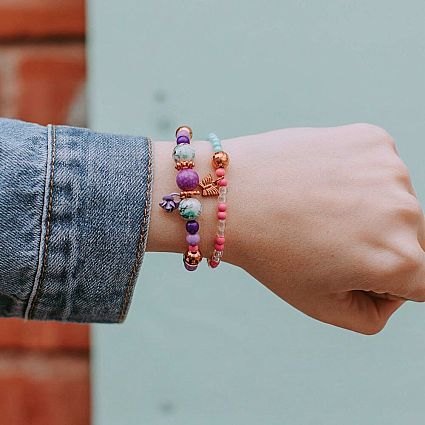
[146, 140, 219, 260]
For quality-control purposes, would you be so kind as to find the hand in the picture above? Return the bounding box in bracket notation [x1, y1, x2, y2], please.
[222, 124, 425, 334]
[147, 124, 425, 335]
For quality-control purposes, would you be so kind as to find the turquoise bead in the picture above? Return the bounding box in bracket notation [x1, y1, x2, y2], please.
[172, 144, 195, 162]
[178, 198, 202, 220]
[208, 132, 223, 152]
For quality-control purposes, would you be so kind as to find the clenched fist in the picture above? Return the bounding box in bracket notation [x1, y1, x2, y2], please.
[148, 124, 425, 334]
[222, 124, 425, 334]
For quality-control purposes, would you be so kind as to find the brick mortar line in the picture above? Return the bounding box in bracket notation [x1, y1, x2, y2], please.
[0, 35, 86, 45]
[0, 348, 89, 356]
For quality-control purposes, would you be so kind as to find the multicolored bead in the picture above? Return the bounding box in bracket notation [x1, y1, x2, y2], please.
[178, 198, 202, 220]
[173, 144, 195, 162]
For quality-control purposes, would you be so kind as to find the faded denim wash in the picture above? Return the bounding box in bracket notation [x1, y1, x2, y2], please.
[0, 118, 153, 323]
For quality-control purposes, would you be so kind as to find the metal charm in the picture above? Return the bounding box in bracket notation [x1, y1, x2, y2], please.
[159, 193, 181, 212]
[198, 173, 223, 196]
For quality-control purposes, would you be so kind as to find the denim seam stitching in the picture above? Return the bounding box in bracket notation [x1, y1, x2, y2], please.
[118, 137, 154, 322]
[25, 125, 57, 320]
[23, 125, 50, 319]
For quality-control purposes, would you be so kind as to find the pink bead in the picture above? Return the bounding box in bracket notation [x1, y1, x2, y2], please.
[189, 245, 198, 252]
[215, 236, 225, 245]
[219, 178, 227, 187]
[217, 211, 227, 220]
[218, 203, 227, 212]
[215, 243, 225, 251]
[209, 259, 220, 268]
[216, 168, 225, 177]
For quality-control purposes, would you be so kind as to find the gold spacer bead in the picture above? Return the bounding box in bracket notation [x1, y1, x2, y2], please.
[175, 160, 195, 170]
[175, 125, 193, 139]
[211, 151, 230, 169]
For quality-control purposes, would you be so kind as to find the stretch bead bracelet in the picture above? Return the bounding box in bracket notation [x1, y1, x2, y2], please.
[159, 126, 228, 271]
[159, 126, 203, 271]
[207, 133, 230, 268]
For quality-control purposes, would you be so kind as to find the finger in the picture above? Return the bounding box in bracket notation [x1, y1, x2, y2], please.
[417, 209, 425, 251]
[368, 291, 407, 302]
[408, 250, 425, 301]
[324, 291, 405, 335]
[402, 180, 425, 251]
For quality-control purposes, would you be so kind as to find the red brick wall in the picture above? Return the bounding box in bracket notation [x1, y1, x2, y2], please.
[0, 1, 90, 424]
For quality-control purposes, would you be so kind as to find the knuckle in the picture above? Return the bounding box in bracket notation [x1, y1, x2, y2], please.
[357, 122, 392, 136]
[396, 195, 422, 222]
[388, 248, 422, 276]
[351, 122, 383, 132]
[391, 160, 413, 185]
[366, 246, 422, 280]
[352, 123, 397, 150]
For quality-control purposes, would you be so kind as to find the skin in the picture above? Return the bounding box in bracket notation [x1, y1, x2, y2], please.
[147, 123, 425, 335]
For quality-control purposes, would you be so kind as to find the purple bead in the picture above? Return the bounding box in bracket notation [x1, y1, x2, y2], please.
[186, 220, 199, 234]
[186, 233, 200, 246]
[184, 261, 197, 271]
[177, 135, 190, 144]
[176, 169, 199, 191]
[177, 128, 190, 139]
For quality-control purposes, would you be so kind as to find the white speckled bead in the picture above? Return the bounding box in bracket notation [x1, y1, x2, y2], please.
[172, 144, 196, 162]
[178, 198, 202, 220]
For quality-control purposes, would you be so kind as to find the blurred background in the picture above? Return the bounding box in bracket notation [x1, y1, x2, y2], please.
[0, 1, 89, 424]
[1, 1, 425, 425]
[90, 1, 425, 425]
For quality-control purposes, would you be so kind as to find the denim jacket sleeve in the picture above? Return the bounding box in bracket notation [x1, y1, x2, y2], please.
[0, 118, 153, 323]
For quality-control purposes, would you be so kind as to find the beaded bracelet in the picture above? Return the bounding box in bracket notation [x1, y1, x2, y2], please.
[206, 133, 230, 268]
[159, 126, 203, 271]
[159, 126, 228, 271]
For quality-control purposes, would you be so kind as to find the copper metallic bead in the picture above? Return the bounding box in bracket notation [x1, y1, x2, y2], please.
[180, 190, 201, 198]
[175, 125, 193, 139]
[211, 151, 230, 169]
[175, 160, 195, 170]
[184, 249, 203, 266]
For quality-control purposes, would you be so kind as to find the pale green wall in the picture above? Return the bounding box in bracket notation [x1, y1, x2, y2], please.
[89, 1, 425, 424]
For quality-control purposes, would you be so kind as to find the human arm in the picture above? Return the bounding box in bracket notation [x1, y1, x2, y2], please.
[148, 123, 425, 334]
[2, 118, 424, 332]
[0, 118, 152, 323]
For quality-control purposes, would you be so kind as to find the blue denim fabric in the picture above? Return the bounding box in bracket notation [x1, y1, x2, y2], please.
[0, 118, 153, 323]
